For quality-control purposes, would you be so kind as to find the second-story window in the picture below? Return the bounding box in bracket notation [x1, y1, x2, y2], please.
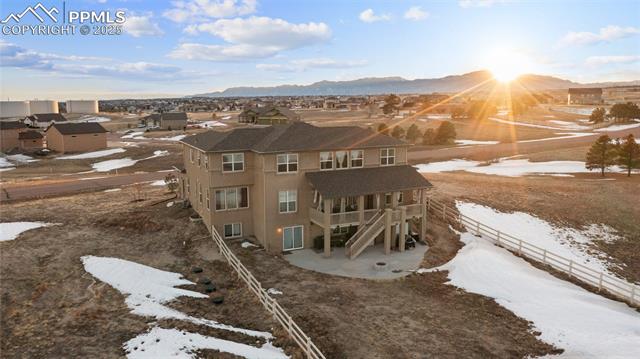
[277, 153, 298, 173]
[279, 190, 297, 213]
[222, 153, 244, 172]
[197, 152, 201, 167]
[335, 151, 348, 169]
[203, 154, 209, 169]
[189, 148, 193, 163]
[320, 151, 333, 170]
[215, 187, 249, 211]
[380, 148, 395, 166]
[350, 150, 364, 168]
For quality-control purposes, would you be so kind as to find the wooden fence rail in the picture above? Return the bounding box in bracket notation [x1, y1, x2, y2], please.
[210, 226, 326, 359]
[426, 198, 640, 307]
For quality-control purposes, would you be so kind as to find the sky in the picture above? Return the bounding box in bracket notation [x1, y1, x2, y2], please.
[1, 0, 639, 100]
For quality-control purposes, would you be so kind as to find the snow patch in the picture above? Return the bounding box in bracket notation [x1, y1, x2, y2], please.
[241, 241, 258, 248]
[518, 132, 596, 143]
[103, 188, 122, 193]
[414, 159, 480, 173]
[157, 135, 186, 141]
[455, 139, 499, 146]
[6, 154, 38, 163]
[199, 120, 228, 128]
[267, 288, 283, 296]
[0, 222, 52, 241]
[58, 148, 126, 160]
[594, 123, 640, 132]
[121, 131, 145, 140]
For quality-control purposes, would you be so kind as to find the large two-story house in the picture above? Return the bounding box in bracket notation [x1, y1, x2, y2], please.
[179, 122, 432, 259]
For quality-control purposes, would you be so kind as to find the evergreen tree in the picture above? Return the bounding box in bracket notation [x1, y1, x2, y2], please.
[617, 134, 640, 177]
[608, 102, 640, 123]
[391, 125, 405, 139]
[589, 107, 606, 124]
[405, 124, 421, 143]
[422, 128, 436, 145]
[377, 123, 389, 135]
[382, 94, 401, 115]
[435, 121, 457, 145]
[586, 135, 618, 177]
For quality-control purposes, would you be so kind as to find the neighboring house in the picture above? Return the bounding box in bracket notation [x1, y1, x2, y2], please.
[603, 86, 640, 105]
[45, 122, 108, 153]
[180, 122, 432, 259]
[0, 121, 26, 152]
[567, 88, 602, 105]
[238, 106, 300, 125]
[24, 113, 68, 129]
[141, 112, 188, 130]
[18, 130, 44, 150]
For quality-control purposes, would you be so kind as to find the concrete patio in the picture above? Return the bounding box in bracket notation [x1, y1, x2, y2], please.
[284, 243, 429, 280]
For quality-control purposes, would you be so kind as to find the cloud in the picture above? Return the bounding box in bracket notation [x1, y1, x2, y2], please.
[123, 13, 164, 37]
[163, 0, 257, 23]
[585, 55, 640, 67]
[256, 58, 367, 72]
[459, 0, 506, 8]
[559, 25, 639, 46]
[404, 6, 429, 21]
[0, 40, 190, 81]
[359, 9, 391, 23]
[171, 16, 331, 61]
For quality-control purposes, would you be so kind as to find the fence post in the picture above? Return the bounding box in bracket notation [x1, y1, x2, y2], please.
[476, 222, 480, 236]
[542, 249, 547, 264]
[568, 260, 573, 277]
[496, 231, 501, 245]
[306, 336, 312, 358]
[442, 204, 446, 220]
[517, 240, 522, 255]
[288, 315, 293, 335]
[598, 272, 603, 291]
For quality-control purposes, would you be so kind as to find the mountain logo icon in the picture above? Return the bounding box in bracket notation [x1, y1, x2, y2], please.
[1, 3, 59, 24]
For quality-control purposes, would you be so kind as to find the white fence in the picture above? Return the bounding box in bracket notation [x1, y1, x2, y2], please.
[210, 226, 326, 359]
[426, 198, 640, 307]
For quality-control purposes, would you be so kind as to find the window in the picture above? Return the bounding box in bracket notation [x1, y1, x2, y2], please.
[206, 189, 210, 209]
[186, 179, 190, 194]
[277, 153, 298, 173]
[279, 190, 297, 213]
[203, 155, 209, 169]
[223, 223, 242, 238]
[215, 187, 249, 211]
[283, 225, 303, 250]
[335, 151, 349, 169]
[189, 148, 193, 163]
[380, 148, 395, 166]
[222, 153, 244, 172]
[320, 151, 333, 170]
[198, 181, 202, 204]
[350, 150, 364, 168]
[197, 152, 201, 167]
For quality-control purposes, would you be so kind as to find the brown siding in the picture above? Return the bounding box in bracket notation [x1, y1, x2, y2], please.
[46, 127, 107, 153]
[0, 129, 21, 152]
[19, 138, 43, 150]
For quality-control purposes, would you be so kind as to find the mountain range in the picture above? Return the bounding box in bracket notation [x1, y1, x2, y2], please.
[193, 70, 639, 97]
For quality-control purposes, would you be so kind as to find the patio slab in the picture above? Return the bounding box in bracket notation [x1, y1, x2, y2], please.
[284, 243, 429, 280]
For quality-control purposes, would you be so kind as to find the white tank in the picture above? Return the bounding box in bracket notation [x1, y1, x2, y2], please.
[29, 100, 59, 114]
[0, 101, 31, 118]
[66, 100, 99, 114]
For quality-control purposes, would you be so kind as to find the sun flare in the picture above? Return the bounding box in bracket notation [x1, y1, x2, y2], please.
[486, 49, 531, 82]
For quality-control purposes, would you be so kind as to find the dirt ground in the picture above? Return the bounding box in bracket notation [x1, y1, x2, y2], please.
[0, 189, 301, 358]
[0, 188, 562, 359]
[424, 171, 640, 284]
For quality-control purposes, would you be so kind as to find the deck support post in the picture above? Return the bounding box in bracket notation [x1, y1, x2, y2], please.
[399, 207, 407, 252]
[384, 208, 392, 255]
[323, 198, 331, 258]
[358, 195, 365, 226]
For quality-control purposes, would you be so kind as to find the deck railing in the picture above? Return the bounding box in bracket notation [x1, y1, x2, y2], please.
[210, 226, 326, 359]
[426, 198, 640, 307]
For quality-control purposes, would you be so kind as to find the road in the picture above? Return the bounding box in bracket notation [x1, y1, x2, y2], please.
[0, 171, 170, 202]
[408, 125, 640, 163]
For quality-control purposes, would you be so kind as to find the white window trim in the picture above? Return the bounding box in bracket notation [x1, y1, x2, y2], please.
[319, 151, 334, 171]
[276, 153, 299, 174]
[215, 186, 249, 211]
[278, 190, 297, 214]
[334, 150, 350, 170]
[380, 148, 396, 166]
[222, 152, 245, 173]
[223, 223, 242, 239]
[282, 225, 304, 251]
[350, 149, 364, 168]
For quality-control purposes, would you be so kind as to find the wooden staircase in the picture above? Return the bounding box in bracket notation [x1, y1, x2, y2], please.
[344, 210, 386, 259]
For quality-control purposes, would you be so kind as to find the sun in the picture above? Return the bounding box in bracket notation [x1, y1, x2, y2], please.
[485, 49, 531, 82]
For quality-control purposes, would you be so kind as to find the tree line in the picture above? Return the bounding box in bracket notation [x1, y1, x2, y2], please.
[586, 134, 639, 177]
[589, 102, 640, 124]
[377, 121, 456, 146]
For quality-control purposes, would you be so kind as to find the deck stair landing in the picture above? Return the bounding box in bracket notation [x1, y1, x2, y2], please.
[344, 210, 386, 259]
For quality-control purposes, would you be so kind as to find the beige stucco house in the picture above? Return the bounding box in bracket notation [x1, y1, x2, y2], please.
[180, 122, 432, 259]
[18, 130, 44, 150]
[45, 122, 108, 153]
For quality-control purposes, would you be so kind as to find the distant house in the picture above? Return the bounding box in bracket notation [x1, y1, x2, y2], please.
[238, 106, 300, 125]
[18, 130, 44, 150]
[45, 122, 108, 153]
[24, 113, 68, 128]
[141, 112, 188, 130]
[0, 121, 26, 152]
[567, 88, 603, 105]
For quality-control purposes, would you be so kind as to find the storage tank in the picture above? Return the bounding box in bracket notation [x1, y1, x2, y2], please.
[0, 101, 31, 118]
[29, 100, 59, 114]
[66, 100, 99, 114]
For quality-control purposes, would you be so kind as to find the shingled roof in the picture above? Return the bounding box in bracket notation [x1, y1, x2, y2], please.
[306, 165, 432, 199]
[47, 122, 108, 135]
[26, 113, 67, 123]
[0, 121, 26, 130]
[181, 122, 408, 153]
[19, 130, 43, 140]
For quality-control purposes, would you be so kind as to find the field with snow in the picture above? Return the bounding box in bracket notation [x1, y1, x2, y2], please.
[0, 222, 52, 241]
